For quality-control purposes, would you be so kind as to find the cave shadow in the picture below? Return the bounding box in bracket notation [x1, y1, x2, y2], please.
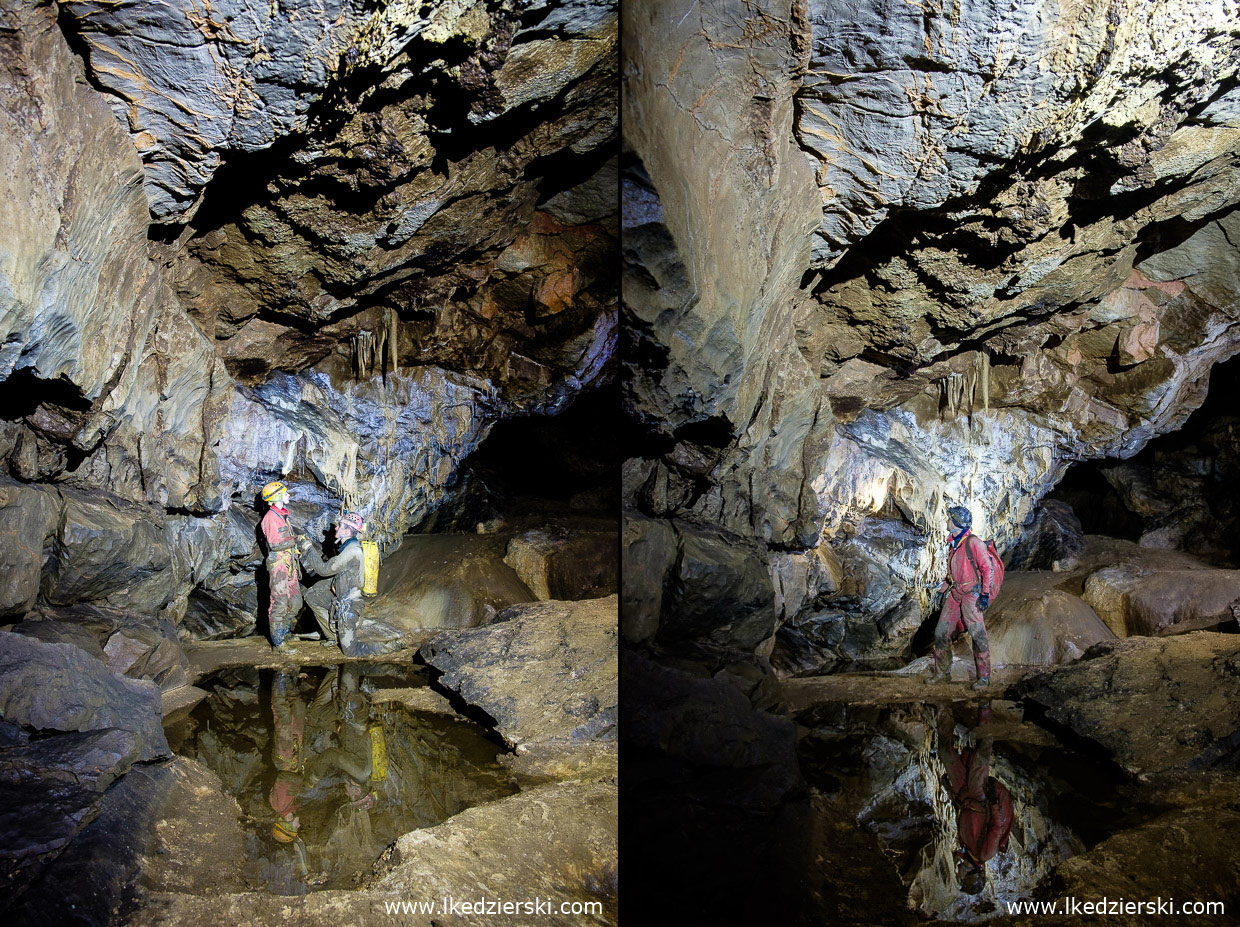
[252, 493, 272, 644]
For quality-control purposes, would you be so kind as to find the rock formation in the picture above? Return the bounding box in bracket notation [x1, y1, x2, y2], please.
[1, 0, 616, 918]
[623, 0, 1240, 673]
[1, 0, 616, 653]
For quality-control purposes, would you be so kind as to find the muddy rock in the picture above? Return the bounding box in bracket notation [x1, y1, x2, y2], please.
[0, 631, 169, 762]
[503, 527, 617, 601]
[976, 575, 1115, 668]
[364, 533, 536, 631]
[1016, 632, 1240, 776]
[421, 596, 618, 753]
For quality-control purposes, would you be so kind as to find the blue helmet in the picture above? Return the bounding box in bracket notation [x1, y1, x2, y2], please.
[947, 505, 972, 529]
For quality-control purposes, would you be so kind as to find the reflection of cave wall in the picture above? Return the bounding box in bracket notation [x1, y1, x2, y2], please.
[1050, 355, 1240, 563]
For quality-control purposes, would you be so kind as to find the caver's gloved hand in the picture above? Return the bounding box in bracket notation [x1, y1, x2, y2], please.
[977, 593, 990, 611]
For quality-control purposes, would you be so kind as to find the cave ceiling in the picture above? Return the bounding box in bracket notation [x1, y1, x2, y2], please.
[60, 0, 618, 390]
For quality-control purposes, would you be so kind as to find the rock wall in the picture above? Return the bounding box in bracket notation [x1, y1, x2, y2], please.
[0, 0, 616, 659]
[623, 0, 1240, 671]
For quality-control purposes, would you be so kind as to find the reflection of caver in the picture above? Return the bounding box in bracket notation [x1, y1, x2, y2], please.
[938, 709, 1014, 896]
[260, 481, 309, 652]
[302, 512, 404, 658]
[269, 670, 307, 844]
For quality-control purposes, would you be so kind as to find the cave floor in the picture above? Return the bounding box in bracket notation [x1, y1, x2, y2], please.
[776, 668, 1034, 714]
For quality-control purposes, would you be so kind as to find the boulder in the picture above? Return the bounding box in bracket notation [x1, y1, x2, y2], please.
[421, 596, 617, 753]
[12, 605, 189, 690]
[662, 523, 775, 652]
[620, 515, 675, 644]
[969, 574, 1115, 668]
[0, 481, 60, 616]
[1006, 500, 1085, 572]
[1016, 632, 1240, 776]
[0, 632, 169, 762]
[1083, 566, 1240, 637]
[45, 489, 173, 611]
[503, 527, 617, 601]
[364, 533, 536, 631]
[0, 729, 141, 794]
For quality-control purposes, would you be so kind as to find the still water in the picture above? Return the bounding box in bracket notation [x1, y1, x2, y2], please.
[797, 698, 1136, 922]
[167, 664, 517, 894]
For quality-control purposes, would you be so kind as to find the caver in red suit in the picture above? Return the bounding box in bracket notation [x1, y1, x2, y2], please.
[931, 505, 993, 687]
[940, 709, 1014, 894]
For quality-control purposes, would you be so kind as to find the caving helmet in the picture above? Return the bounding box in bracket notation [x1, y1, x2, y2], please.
[947, 505, 972, 530]
[262, 480, 289, 504]
[272, 816, 300, 843]
[339, 511, 365, 538]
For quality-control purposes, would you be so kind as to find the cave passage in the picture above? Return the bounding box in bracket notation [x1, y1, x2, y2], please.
[1048, 353, 1240, 565]
[167, 664, 517, 895]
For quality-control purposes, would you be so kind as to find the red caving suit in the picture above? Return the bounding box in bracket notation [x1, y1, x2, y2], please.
[934, 529, 994, 679]
[261, 503, 303, 647]
[944, 738, 1014, 866]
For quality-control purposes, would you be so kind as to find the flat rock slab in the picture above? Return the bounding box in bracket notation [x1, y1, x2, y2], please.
[129, 779, 618, 927]
[185, 634, 431, 683]
[1015, 631, 1240, 776]
[777, 668, 1029, 714]
[421, 596, 618, 753]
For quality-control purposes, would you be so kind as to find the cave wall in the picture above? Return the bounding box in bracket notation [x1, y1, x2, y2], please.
[623, 0, 1240, 671]
[0, 0, 617, 648]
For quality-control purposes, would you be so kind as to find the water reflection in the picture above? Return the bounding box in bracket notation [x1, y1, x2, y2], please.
[172, 665, 517, 894]
[802, 700, 1088, 922]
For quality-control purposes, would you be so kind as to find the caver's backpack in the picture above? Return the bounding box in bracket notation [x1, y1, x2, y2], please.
[964, 534, 1005, 600]
[361, 540, 380, 596]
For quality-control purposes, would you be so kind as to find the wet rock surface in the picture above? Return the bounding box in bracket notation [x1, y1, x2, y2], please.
[422, 596, 618, 755]
[1017, 631, 1240, 777]
[130, 778, 618, 927]
[0, 631, 169, 762]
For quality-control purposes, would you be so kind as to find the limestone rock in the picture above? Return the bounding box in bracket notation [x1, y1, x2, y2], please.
[624, 649, 802, 811]
[44, 490, 173, 613]
[620, 515, 674, 643]
[1016, 632, 1240, 776]
[662, 523, 775, 653]
[503, 527, 617, 601]
[1007, 500, 1086, 572]
[363, 533, 536, 631]
[0, 481, 60, 616]
[0, 631, 169, 763]
[1082, 561, 1240, 637]
[969, 577, 1114, 668]
[1010, 805, 1240, 927]
[127, 779, 618, 927]
[13, 604, 189, 690]
[0, 729, 141, 795]
[421, 596, 617, 753]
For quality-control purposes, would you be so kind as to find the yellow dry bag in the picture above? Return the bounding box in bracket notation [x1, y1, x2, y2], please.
[369, 724, 388, 781]
[362, 540, 380, 596]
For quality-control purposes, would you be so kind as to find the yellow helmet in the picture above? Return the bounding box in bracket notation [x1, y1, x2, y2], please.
[262, 481, 288, 503]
